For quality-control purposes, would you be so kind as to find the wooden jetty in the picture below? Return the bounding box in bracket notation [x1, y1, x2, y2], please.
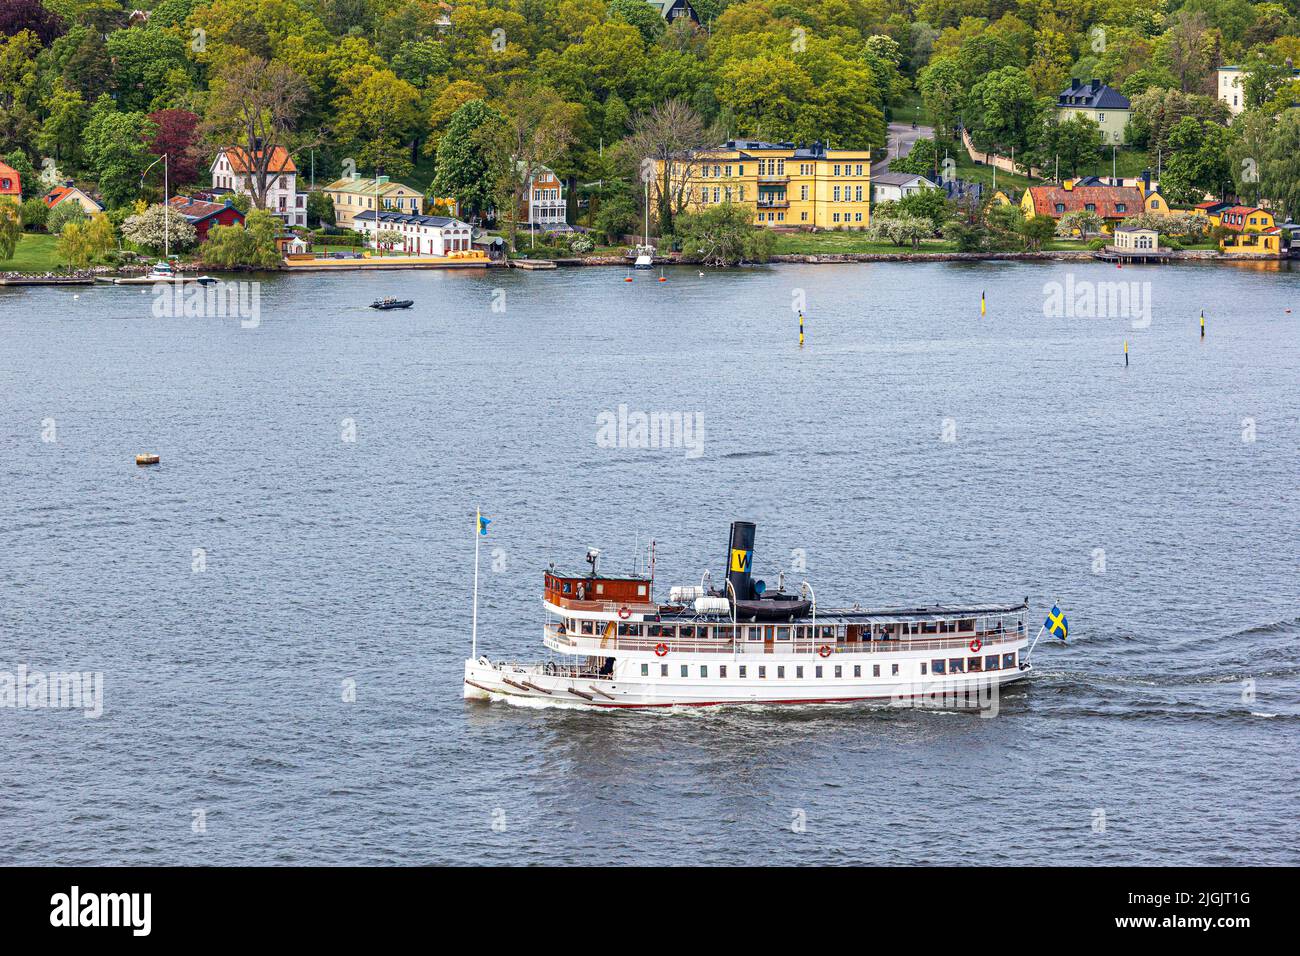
[0, 273, 96, 286]
[1093, 246, 1173, 264]
[511, 259, 556, 270]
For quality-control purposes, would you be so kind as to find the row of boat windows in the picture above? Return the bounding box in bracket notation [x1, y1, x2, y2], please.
[637, 653, 1021, 679]
[572, 620, 986, 639]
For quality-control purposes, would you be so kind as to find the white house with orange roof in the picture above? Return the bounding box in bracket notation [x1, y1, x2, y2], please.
[43, 183, 104, 214]
[210, 145, 307, 227]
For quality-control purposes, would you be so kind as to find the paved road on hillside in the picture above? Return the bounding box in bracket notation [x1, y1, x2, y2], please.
[873, 122, 935, 175]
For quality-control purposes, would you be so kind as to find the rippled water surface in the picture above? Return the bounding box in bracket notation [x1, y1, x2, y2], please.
[2, 260, 1297, 865]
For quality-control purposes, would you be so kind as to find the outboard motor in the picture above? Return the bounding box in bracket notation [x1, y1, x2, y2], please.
[725, 520, 756, 601]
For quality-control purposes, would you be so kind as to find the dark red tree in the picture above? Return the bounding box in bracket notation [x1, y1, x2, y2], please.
[146, 109, 203, 188]
[0, 0, 66, 46]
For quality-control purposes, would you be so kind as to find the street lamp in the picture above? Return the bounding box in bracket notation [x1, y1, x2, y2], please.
[373, 173, 389, 255]
[140, 152, 170, 259]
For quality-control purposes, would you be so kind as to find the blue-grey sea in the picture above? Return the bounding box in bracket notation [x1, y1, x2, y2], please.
[2, 260, 1297, 865]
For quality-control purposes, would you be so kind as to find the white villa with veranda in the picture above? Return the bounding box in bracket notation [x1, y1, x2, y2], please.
[354, 210, 474, 256]
[209, 145, 307, 227]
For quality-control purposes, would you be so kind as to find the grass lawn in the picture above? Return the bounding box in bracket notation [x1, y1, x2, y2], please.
[397, 155, 435, 193]
[4, 233, 63, 272]
[950, 148, 1035, 194]
[1076, 147, 1156, 181]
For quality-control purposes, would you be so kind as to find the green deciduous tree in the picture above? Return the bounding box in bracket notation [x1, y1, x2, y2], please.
[676, 202, 774, 265]
[201, 208, 283, 268]
[46, 198, 87, 233]
[333, 68, 422, 179]
[967, 67, 1040, 158]
[0, 198, 21, 259]
[1159, 116, 1233, 206]
[82, 96, 155, 208]
[56, 209, 114, 267]
[38, 80, 86, 169]
[431, 99, 509, 221]
[918, 55, 964, 141]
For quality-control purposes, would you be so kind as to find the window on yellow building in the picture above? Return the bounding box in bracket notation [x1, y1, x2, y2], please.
[801, 212, 808, 221]
[801, 185, 808, 200]
[834, 186, 841, 201]
[834, 164, 841, 176]
[855, 186, 863, 201]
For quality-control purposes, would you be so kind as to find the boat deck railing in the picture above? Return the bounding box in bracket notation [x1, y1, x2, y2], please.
[490, 660, 606, 679]
[545, 624, 1025, 656]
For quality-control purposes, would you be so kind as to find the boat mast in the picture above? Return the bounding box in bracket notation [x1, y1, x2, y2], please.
[472, 508, 481, 659]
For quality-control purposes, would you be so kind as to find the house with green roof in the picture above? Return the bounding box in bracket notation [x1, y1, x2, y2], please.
[320, 176, 425, 229]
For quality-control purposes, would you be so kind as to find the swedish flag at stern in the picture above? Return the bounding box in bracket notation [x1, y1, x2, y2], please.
[1044, 604, 1069, 642]
[477, 512, 491, 536]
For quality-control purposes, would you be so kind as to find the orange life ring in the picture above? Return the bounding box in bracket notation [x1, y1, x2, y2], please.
[654, 643, 669, 657]
[818, 645, 832, 658]
[617, 606, 631, 620]
[970, 638, 982, 653]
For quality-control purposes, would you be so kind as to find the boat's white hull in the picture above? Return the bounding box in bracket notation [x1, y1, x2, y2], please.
[464, 656, 1030, 710]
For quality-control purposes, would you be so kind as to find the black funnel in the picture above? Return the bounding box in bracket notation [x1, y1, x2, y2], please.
[725, 521, 756, 601]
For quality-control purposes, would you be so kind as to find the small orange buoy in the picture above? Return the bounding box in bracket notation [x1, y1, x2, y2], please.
[657, 276, 666, 282]
[624, 276, 633, 282]
[135, 454, 160, 466]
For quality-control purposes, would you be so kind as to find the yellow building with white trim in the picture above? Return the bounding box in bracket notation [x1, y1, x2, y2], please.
[321, 176, 425, 228]
[664, 140, 873, 229]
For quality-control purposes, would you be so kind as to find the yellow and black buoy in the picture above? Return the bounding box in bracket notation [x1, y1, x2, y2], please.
[1123, 340, 1129, 367]
[799, 310, 804, 348]
[136, 453, 160, 467]
[1200, 310, 1205, 338]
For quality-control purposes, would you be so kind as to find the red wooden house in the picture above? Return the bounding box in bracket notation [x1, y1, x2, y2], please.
[167, 196, 244, 241]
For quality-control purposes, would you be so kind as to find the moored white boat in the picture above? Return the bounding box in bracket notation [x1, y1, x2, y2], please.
[112, 261, 210, 285]
[464, 521, 1034, 710]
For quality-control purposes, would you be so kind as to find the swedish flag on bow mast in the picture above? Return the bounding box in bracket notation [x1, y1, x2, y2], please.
[472, 509, 491, 658]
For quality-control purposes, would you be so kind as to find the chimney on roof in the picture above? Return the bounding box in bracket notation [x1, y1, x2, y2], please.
[1141, 170, 1151, 194]
[1070, 78, 1081, 90]
[1064, 179, 1074, 191]
[1090, 79, 1101, 92]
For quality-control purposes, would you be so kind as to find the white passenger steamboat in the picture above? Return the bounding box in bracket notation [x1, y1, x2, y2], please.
[463, 521, 1034, 709]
